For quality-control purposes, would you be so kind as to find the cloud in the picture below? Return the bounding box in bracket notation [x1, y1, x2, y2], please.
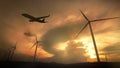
[65, 41, 87, 63]
[41, 22, 83, 54]
[103, 42, 120, 53]
[24, 32, 35, 37]
[40, 22, 89, 63]
[101, 42, 120, 61]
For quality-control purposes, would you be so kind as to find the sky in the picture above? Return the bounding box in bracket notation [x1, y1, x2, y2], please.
[0, 0, 120, 63]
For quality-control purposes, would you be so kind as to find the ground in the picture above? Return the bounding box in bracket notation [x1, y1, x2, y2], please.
[0, 62, 120, 68]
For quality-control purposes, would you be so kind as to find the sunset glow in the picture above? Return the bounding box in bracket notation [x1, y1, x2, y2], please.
[0, 0, 120, 63]
[53, 37, 96, 60]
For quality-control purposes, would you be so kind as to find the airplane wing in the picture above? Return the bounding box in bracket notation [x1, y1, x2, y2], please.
[22, 13, 35, 19]
[37, 14, 50, 19]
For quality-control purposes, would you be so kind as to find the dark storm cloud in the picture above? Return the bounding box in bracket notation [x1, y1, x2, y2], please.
[65, 41, 87, 63]
[41, 22, 85, 54]
[103, 42, 120, 52]
[95, 26, 111, 34]
[41, 40, 87, 63]
[102, 42, 120, 56]
[94, 25, 118, 35]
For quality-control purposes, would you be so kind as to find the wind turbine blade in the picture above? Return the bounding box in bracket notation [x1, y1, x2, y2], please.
[14, 42, 17, 49]
[75, 22, 89, 38]
[38, 41, 43, 43]
[30, 42, 37, 49]
[14, 45, 16, 50]
[35, 35, 37, 42]
[79, 9, 89, 21]
[91, 17, 120, 22]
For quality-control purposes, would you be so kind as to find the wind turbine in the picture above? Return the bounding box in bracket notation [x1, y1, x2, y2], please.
[31, 35, 42, 62]
[7, 42, 17, 61]
[75, 9, 120, 62]
[7, 48, 12, 61]
[105, 53, 108, 62]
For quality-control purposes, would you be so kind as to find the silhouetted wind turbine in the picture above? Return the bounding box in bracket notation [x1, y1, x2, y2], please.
[7, 42, 17, 61]
[7, 49, 12, 61]
[105, 53, 108, 62]
[75, 9, 120, 62]
[31, 35, 42, 62]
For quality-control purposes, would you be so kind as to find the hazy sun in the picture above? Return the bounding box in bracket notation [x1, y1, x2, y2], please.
[75, 37, 96, 59]
[53, 37, 97, 60]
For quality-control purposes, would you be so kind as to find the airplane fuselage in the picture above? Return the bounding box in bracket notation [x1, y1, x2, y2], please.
[29, 18, 46, 23]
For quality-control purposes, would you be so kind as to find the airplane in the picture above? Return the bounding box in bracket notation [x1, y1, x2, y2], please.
[21, 13, 50, 23]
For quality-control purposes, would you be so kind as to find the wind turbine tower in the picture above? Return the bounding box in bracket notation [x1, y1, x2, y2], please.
[7, 42, 17, 61]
